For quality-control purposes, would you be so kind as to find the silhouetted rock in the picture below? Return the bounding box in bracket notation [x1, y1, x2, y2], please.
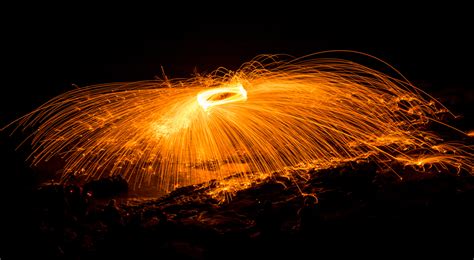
[83, 175, 128, 198]
[3, 158, 473, 259]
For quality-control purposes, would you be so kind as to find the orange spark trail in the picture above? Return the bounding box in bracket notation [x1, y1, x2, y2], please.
[4, 53, 473, 193]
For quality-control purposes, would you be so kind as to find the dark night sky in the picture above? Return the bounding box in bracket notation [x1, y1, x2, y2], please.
[2, 17, 473, 124]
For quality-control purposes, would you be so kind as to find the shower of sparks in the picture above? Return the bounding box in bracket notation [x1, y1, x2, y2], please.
[4, 53, 473, 193]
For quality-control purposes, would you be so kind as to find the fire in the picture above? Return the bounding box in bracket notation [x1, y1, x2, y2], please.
[4, 53, 473, 193]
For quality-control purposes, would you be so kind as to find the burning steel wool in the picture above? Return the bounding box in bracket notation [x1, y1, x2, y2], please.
[4, 53, 473, 193]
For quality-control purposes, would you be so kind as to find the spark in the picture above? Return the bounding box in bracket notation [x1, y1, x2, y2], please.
[467, 130, 474, 137]
[4, 53, 473, 194]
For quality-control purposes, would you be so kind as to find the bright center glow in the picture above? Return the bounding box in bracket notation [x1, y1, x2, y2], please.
[197, 83, 247, 111]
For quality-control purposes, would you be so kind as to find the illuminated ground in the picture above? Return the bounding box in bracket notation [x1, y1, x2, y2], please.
[1, 154, 473, 259]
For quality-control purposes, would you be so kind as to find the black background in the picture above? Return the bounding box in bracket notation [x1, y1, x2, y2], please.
[2, 17, 473, 123]
[1, 10, 473, 259]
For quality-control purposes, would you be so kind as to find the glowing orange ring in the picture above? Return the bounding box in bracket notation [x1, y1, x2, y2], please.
[197, 84, 247, 111]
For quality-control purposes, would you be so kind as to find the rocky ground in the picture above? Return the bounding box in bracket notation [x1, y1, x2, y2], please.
[1, 155, 473, 259]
